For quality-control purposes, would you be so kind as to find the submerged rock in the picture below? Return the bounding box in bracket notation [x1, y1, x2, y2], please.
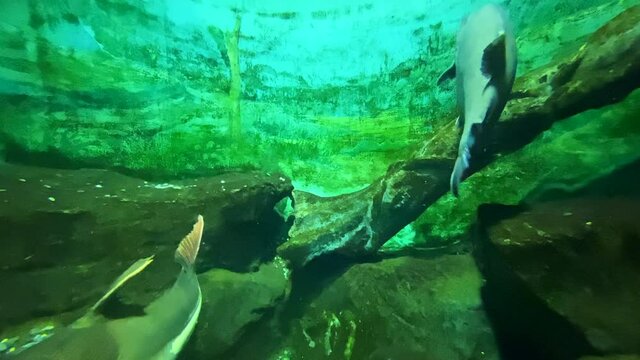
[409, 85, 640, 248]
[475, 198, 640, 359]
[0, 259, 292, 358]
[235, 255, 498, 360]
[278, 161, 451, 267]
[181, 260, 291, 359]
[278, 5, 640, 267]
[0, 163, 292, 331]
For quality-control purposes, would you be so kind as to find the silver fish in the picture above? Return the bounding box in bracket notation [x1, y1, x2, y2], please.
[437, 3, 517, 196]
[12, 215, 205, 360]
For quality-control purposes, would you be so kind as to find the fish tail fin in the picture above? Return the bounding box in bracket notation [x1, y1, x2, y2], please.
[175, 215, 204, 269]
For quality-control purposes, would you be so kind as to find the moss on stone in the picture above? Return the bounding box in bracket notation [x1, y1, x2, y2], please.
[405, 88, 640, 248]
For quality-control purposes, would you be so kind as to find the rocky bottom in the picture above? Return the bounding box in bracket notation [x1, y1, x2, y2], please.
[1, 162, 640, 359]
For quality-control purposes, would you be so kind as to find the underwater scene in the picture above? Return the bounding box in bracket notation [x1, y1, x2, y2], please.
[1, 0, 640, 359]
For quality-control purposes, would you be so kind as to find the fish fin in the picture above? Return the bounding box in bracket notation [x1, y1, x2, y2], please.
[90, 255, 155, 312]
[73, 312, 99, 328]
[436, 61, 456, 86]
[175, 215, 204, 269]
[456, 115, 464, 128]
[72, 255, 155, 328]
[450, 157, 463, 198]
[481, 32, 507, 80]
[480, 86, 500, 124]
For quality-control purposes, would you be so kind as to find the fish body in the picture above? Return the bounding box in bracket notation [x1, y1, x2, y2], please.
[437, 3, 517, 196]
[12, 216, 205, 360]
[106, 264, 202, 359]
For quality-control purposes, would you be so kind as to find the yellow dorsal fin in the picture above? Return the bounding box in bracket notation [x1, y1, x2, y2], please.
[175, 215, 204, 268]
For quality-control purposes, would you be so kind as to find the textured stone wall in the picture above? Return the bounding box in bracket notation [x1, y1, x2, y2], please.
[0, 0, 630, 192]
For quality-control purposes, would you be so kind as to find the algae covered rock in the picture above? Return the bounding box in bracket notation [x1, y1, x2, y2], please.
[277, 160, 451, 267]
[0, 258, 292, 358]
[280, 4, 640, 265]
[0, 163, 292, 330]
[475, 198, 640, 358]
[181, 259, 291, 359]
[409, 85, 640, 247]
[260, 255, 498, 360]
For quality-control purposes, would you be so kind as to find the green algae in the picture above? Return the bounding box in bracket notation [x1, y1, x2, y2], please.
[386, 88, 640, 250]
[0, 0, 637, 198]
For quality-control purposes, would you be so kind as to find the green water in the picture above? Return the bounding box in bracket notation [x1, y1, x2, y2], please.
[1, 0, 639, 359]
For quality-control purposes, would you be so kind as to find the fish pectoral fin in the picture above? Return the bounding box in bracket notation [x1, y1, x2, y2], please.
[479, 86, 499, 124]
[72, 255, 155, 329]
[90, 255, 155, 312]
[481, 32, 507, 80]
[436, 61, 456, 86]
[456, 115, 464, 128]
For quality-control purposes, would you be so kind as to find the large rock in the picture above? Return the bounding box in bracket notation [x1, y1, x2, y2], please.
[278, 5, 640, 266]
[474, 198, 640, 359]
[0, 163, 292, 331]
[180, 259, 291, 359]
[279, 160, 451, 267]
[0, 258, 292, 357]
[230, 255, 498, 360]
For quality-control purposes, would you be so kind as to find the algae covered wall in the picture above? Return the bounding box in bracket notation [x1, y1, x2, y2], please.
[0, 0, 629, 195]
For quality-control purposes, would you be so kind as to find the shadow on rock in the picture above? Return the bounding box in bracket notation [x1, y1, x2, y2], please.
[474, 191, 640, 359]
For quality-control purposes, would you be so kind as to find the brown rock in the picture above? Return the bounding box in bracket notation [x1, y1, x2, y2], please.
[0, 163, 292, 330]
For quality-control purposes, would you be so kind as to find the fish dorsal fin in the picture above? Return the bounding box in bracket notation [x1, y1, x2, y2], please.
[175, 215, 204, 269]
[481, 32, 507, 80]
[437, 61, 457, 86]
[73, 255, 155, 328]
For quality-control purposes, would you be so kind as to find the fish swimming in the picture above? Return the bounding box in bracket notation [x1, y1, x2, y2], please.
[11, 215, 205, 360]
[437, 3, 517, 196]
